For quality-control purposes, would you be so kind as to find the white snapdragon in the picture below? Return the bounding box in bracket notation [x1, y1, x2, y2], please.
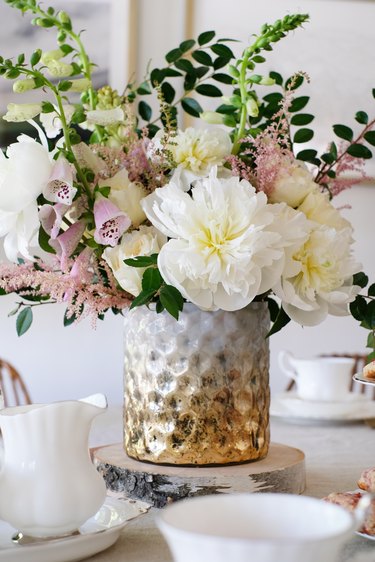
[142, 167, 308, 311]
[103, 226, 166, 297]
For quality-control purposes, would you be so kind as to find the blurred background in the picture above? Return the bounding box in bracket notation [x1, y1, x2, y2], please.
[0, 0, 374, 405]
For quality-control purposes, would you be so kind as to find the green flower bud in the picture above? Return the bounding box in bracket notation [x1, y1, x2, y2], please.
[259, 77, 276, 86]
[228, 65, 240, 79]
[97, 86, 122, 110]
[58, 11, 71, 24]
[13, 78, 36, 93]
[200, 111, 225, 125]
[3, 102, 42, 122]
[69, 78, 91, 93]
[46, 60, 73, 78]
[41, 49, 65, 65]
[246, 98, 259, 118]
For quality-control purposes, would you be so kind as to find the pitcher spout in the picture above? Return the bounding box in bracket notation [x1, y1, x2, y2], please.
[79, 393, 108, 410]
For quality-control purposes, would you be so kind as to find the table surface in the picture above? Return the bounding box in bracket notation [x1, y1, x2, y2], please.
[87, 407, 375, 562]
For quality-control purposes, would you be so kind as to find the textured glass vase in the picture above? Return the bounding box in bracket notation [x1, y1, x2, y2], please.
[123, 302, 270, 465]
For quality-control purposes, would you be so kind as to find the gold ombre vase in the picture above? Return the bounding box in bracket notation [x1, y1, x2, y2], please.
[123, 302, 270, 465]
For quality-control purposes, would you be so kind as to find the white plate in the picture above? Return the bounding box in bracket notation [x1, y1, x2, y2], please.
[356, 531, 375, 540]
[0, 495, 150, 562]
[353, 373, 375, 387]
[270, 392, 375, 423]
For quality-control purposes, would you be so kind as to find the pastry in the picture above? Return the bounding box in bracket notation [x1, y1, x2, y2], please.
[358, 467, 375, 492]
[323, 491, 375, 536]
[363, 360, 375, 381]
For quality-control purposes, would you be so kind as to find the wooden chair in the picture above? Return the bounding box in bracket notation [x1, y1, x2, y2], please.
[285, 353, 375, 399]
[0, 359, 32, 407]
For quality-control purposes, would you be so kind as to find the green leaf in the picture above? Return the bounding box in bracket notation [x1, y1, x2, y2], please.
[162, 68, 183, 78]
[124, 254, 158, 267]
[30, 48, 42, 66]
[333, 124, 353, 142]
[64, 310, 77, 327]
[184, 73, 197, 91]
[0, 287, 6, 296]
[367, 331, 375, 350]
[174, 59, 195, 73]
[150, 68, 163, 86]
[285, 74, 305, 90]
[367, 350, 375, 362]
[321, 152, 335, 165]
[198, 30, 215, 45]
[347, 144, 372, 159]
[267, 307, 291, 338]
[216, 103, 238, 115]
[17, 53, 25, 65]
[161, 82, 175, 104]
[181, 97, 203, 117]
[137, 81, 152, 95]
[293, 128, 314, 143]
[210, 43, 234, 59]
[364, 300, 375, 329]
[142, 268, 163, 292]
[364, 131, 375, 147]
[290, 113, 314, 126]
[58, 81, 72, 92]
[38, 226, 56, 254]
[212, 73, 233, 84]
[195, 66, 209, 79]
[165, 47, 182, 63]
[289, 96, 309, 112]
[180, 39, 195, 53]
[350, 295, 368, 321]
[368, 283, 375, 297]
[196, 84, 222, 97]
[296, 149, 318, 162]
[213, 56, 229, 70]
[353, 272, 369, 288]
[5, 68, 20, 79]
[267, 298, 280, 322]
[263, 92, 283, 104]
[355, 111, 368, 125]
[16, 307, 33, 337]
[156, 300, 165, 314]
[159, 285, 184, 320]
[138, 100, 152, 121]
[192, 50, 213, 66]
[41, 101, 55, 113]
[269, 71, 283, 85]
[129, 289, 156, 309]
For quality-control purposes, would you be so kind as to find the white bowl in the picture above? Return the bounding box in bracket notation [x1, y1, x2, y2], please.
[157, 493, 358, 562]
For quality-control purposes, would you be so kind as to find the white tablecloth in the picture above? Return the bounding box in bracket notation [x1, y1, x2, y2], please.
[88, 408, 375, 562]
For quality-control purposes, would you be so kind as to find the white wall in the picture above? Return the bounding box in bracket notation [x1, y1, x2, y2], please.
[0, 0, 374, 404]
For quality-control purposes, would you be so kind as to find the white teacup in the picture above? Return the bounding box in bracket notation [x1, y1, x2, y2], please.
[157, 493, 368, 562]
[278, 350, 355, 402]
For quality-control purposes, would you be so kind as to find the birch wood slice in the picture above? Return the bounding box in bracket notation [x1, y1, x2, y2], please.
[92, 442, 305, 508]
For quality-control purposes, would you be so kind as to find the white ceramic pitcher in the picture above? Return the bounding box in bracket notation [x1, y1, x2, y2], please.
[278, 351, 355, 401]
[0, 393, 107, 538]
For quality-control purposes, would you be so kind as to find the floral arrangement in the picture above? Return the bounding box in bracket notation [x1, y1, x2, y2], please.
[0, 0, 374, 357]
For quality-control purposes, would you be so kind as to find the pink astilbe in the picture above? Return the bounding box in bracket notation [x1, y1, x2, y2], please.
[317, 141, 368, 197]
[0, 259, 132, 327]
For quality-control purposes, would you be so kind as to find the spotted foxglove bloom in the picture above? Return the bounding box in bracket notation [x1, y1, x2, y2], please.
[3, 103, 42, 123]
[93, 197, 131, 247]
[273, 225, 361, 326]
[142, 167, 308, 311]
[85, 107, 125, 127]
[39, 203, 69, 239]
[103, 225, 166, 297]
[99, 168, 147, 227]
[49, 220, 86, 270]
[0, 135, 53, 261]
[43, 156, 77, 205]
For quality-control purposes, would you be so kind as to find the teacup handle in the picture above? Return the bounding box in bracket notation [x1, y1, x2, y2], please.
[351, 492, 374, 533]
[278, 350, 298, 381]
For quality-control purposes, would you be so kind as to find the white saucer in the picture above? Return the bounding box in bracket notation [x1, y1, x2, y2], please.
[270, 392, 375, 423]
[0, 495, 150, 562]
[353, 373, 375, 387]
[356, 531, 375, 540]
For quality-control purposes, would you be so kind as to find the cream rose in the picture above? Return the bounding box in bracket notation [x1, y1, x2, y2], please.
[267, 160, 316, 207]
[103, 225, 166, 297]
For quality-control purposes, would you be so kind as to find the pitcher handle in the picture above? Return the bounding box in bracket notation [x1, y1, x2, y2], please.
[278, 350, 298, 381]
[351, 492, 374, 533]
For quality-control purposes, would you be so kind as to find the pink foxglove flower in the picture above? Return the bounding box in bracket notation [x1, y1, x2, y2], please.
[50, 220, 86, 270]
[43, 157, 77, 205]
[39, 203, 69, 240]
[93, 197, 131, 247]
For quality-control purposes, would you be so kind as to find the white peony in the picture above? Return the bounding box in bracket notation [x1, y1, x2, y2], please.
[297, 189, 351, 230]
[99, 168, 147, 228]
[142, 167, 308, 311]
[0, 135, 53, 261]
[273, 225, 361, 326]
[267, 160, 316, 207]
[103, 225, 166, 297]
